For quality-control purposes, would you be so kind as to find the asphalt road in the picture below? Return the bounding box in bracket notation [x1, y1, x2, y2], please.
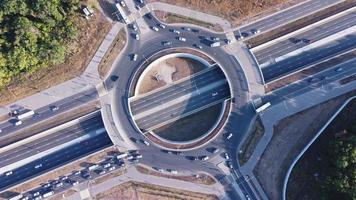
[262, 33, 356, 82]
[0, 124, 112, 191]
[236, 0, 343, 37]
[253, 12, 356, 64]
[135, 82, 230, 131]
[0, 87, 98, 139]
[130, 66, 225, 115]
[0, 113, 103, 168]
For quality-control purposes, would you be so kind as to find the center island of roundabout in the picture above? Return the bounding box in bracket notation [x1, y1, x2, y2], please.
[112, 47, 237, 150]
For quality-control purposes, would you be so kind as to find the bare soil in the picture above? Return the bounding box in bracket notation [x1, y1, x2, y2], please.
[154, 11, 223, 32]
[287, 100, 355, 200]
[95, 181, 218, 200]
[153, 103, 223, 142]
[253, 91, 356, 200]
[136, 165, 216, 185]
[7, 146, 117, 193]
[137, 57, 206, 95]
[238, 117, 264, 166]
[0, 3, 112, 106]
[98, 29, 127, 79]
[247, 0, 356, 48]
[147, 0, 302, 28]
[266, 50, 356, 92]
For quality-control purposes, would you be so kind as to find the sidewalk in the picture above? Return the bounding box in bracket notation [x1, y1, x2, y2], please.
[0, 22, 124, 117]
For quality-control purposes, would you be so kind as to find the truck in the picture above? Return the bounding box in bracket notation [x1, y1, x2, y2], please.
[17, 110, 34, 120]
[115, 3, 129, 23]
[210, 41, 221, 47]
[255, 102, 271, 113]
[88, 164, 99, 171]
[116, 152, 128, 159]
[42, 191, 54, 198]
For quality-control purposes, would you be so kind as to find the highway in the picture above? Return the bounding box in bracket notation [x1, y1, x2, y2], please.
[0, 117, 112, 191]
[253, 12, 356, 64]
[135, 82, 230, 131]
[262, 33, 356, 82]
[0, 113, 103, 169]
[130, 66, 225, 114]
[236, 0, 343, 37]
[0, 87, 98, 139]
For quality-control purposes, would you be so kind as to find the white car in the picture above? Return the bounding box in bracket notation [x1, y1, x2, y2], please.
[158, 24, 166, 29]
[143, 140, 150, 146]
[34, 164, 43, 169]
[5, 171, 13, 176]
[178, 37, 186, 42]
[212, 92, 218, 96]
[223, 152, 229, 159]
[200, 156, 209, 161]
[168, 169, 178, 174]
[120, 1, 126, 7]
[151, 26, 159, 31]
[134, 34, 140, 40]
[172, 29, 180, 34]
[226, 133, 233, 140]
[132, 54, 138, 61]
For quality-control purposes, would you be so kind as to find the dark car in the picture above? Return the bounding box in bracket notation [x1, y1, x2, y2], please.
[302, 38, 312, 44]
[289, 37, 301, 44]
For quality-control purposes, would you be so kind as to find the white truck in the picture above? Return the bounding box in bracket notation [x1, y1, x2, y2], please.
[17, 110, 35, 120]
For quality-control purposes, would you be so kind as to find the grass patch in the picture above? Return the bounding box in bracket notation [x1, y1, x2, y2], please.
[154, 11, 223, 32]
[98, 29, 126, 79]
[247, 0, 356, 48]
[136, 165, 216, 185]
[153, 103, 223, 142]
[238, 117, 265, 166]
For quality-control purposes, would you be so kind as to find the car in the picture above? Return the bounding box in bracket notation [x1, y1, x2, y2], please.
[130, 137, 138, 143]
[108, 166, 116, 171]
[223, 152, 229, 159]
[134, 34, 140, 40]
[127, 155, 134, 160]
[177, 37, 186, 41]
[81, 172, 91, 179]
[226, 39, 232, 44]
[142, 140, 150, 146]
[289, 37, 301, 44]
[186, 156, 198, 161]
[171, 29, 180, 34]
[69, 180, 79, 186]
[162, 41, 172, 46]
[212, 92, 218, 96]
[129, 158, 139, 163]
[59, 176, 68, 181]
[302, 38, 312, 44]
[251, 29, 260, 34]
[245, 194, 251, 200]
[174, 151, 183, 156]
[194, 44, 203, 49]
[134, 154, 143, 159]
[50, 105, 59, 111]
[200, 156, 209, 161]
[335, 67, 343, 72]
[212, 148, 220, 154]
[5, 171, 13, 176]
[151, 26, 159, 31]
[226, 133, 233, 140]
[102, 163, 111, 168]
[168, 169, 178, 174]
[135, 4, 141, 10]
[130, 24, 138, 31]
[132, 54, 138, 61]
[34, 164, 43, 169]
[120, 1, 126, 7]
[145, 13, 152, 19]
[72, 170, 81, 176]
[54, 182, 63, 188]
[94, 169, 106, 175]
[226, 161, 233, 169]
[158, 24, 166, 29]
[236, 35, 244, 40]
[42, 182, 51, 188]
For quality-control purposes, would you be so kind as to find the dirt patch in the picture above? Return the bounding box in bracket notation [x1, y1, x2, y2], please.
[48, 189, 77, 200]
[93, 169, 127, 185]
[137, 57, 206, 95]
[153, 103, 223, 142]
[287, 100, 355, 200]
[238, 117, 265, 166]
[146, 100, 230, 150]
[154, 11, 223, 32]
[136, 165, 216, 185]
[0, 5, 112, 106]
[253, 91, 356, 200]
[0, 101, 100, 148]
[98, 29, 127, 79]
[148, 0, 303, 28]
[266, 50, 356, 91]
[247, 0, 356, 48]
[7, 146, 117, 193]
[95, 181, 218, 200]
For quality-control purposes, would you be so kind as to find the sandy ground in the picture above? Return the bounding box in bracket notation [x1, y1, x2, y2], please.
[253, 91, 356, 200]
[137, 57, 206, 95]
[0, 3, 112, 106]
[95, 181, 218, 200]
